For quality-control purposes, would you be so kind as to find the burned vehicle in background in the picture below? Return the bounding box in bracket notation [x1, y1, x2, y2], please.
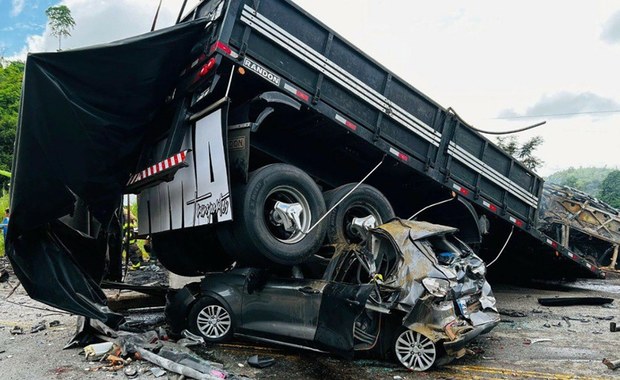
[167, 219, 500, 371]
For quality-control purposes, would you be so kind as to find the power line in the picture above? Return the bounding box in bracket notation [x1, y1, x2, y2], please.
[494, 109, 620, 120]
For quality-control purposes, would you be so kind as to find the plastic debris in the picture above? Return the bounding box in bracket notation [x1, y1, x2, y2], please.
[83, 342, 116, 361]
[247, 355, 275, 369]
[611, 322, 619, 332]
[603, 358, 620, 370]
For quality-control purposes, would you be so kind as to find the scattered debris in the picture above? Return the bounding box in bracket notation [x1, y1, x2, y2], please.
[563, 317, 590, 323]
[0, 269, 9, 283]
[524, 338, 552, 345]
[562, 316, 572, 327]
[531, 309, 543, 314]
[177, 329, 204, 347]
[83, 342, 117, 361]
[543, 323, 551, 328]
[150, 367, 166, 377]
[499, 309, 528, 318]
[30, 321, 47, 333]
[603, 358, 620, 370]
[538, 297, 614, 307]
[123, 365, 139, 378]
[9, 326, 23, 335]
[49, 320, 61, 327]
[135, 346, 226, 380]
[586, 315, 614, 321]
[611, 322, 619, 332]
[247, 355, 276, 369]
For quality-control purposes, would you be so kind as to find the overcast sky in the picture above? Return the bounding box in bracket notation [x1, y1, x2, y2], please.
[2, 0, 620, 176]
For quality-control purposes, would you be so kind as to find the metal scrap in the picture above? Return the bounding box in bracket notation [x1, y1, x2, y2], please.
[538, 297, 614, 307]
[524, 338, 552, 345]
[30, 321, 47, 333]
[499, 309, 528, 318]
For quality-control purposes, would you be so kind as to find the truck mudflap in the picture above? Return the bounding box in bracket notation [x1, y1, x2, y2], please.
[7, 19, 208, 326]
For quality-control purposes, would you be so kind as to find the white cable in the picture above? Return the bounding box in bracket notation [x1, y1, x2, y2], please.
[408, 197, 454, 221]
[303, 155, 385, 235]
[487, 226, 514, 268]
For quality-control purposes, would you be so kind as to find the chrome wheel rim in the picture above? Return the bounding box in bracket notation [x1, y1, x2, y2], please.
[196, 304, 231, 339]
[395, 330, 436, 371]
[265, 185, 312, 244]
[343, 202, 381, 243]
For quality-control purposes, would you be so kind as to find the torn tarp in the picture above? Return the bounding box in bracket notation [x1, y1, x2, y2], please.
[8, 19, 208, 327]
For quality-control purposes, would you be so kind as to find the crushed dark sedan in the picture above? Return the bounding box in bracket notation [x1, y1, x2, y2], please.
[166, 219, 500, 371]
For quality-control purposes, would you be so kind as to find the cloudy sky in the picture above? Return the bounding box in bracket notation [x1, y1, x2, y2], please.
[2, 0, 620, 176]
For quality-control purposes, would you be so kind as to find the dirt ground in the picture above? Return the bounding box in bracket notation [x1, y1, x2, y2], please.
[1, 258, 619, 380]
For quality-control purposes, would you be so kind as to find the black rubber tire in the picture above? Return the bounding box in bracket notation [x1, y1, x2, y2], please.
[323, 184, 395, 244]
[217, 163, 327, 266]
[188, 297, 234, 343]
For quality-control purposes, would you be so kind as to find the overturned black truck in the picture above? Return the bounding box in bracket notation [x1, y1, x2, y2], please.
[7, 0, 603, 369]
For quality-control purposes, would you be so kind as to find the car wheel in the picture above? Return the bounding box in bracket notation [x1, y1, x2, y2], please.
[393, 328, 437, 371]
[323, 184, 394, 244]
[218, 163, 327, 266]
[188, 297, 233, 342]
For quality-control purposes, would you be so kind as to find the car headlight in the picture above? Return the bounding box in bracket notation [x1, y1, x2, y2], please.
[422, 278, 451, 297]
[470, 263, 486, 277]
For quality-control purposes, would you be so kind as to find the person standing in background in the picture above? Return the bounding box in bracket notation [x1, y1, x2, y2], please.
[1, 209, 9, 239]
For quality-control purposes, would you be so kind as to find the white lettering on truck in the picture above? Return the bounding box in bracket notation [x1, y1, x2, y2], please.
[243, 57, 281, 86]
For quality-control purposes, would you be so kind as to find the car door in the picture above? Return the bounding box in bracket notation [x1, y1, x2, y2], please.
[240, 276, 327, 342]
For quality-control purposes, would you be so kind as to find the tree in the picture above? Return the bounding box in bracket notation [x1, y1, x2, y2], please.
[599, 170, 620, 208]
[496, 136, 544, 171]
[45, 5, 76, 51]
[0, 61, 24, 172]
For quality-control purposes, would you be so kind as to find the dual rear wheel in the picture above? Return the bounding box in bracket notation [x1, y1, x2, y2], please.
[219, 163, 395, 265]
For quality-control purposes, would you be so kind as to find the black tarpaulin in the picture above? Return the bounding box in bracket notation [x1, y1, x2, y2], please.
[8, 19, 208, 326]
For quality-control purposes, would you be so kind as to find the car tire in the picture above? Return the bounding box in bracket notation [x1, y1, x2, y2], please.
[393, 328, 437, 371]
[218, 163, 327, 266]
[188, 297, 234, 343]
[323, 184, 394, 244]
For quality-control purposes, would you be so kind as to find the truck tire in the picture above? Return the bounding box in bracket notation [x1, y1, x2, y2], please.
[218, 163, 327, 266]
[153, 227, 234, 276]
[323, 184, 394, 244]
